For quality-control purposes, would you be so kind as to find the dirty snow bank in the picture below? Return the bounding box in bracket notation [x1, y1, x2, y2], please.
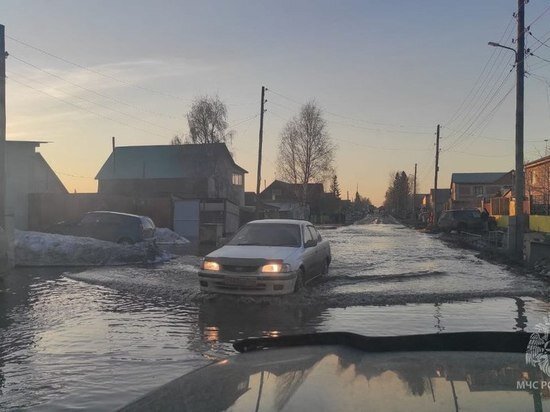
[15, 230, 168, 267]
[155, 228, 189, 244]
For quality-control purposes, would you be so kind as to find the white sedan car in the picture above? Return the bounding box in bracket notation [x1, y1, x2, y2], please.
[198, 219, 331, 295]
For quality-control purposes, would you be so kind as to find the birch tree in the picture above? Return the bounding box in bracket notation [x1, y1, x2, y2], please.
[276, 101, 335, 203]
[186, 95, 229, 144]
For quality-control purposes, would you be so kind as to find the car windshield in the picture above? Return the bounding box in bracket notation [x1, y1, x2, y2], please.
[228, 223, 301, 247]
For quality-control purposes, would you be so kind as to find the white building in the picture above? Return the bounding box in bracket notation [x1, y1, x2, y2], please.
[6, 141, 67, 229]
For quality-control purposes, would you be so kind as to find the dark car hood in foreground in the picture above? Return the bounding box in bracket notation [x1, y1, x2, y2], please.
[120, 332, 548, 411]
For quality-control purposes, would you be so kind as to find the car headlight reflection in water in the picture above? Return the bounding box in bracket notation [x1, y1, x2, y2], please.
[202, 260, 221, 271]
[261, 262, 291, 273]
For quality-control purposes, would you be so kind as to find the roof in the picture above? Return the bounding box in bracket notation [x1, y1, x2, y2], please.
[6, 140, 49, 146]
[96, 143, 247, 180]
[451, 172, 511, 184]
[525, 154, 550, 168]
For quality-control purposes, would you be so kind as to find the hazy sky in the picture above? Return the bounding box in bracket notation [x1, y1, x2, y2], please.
[2, 0, 550, 204]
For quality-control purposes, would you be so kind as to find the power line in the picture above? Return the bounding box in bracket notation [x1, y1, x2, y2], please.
[527, 3, 550, 28]
[6, 34, 193, 102]
[7, 76, 170, 138]
[267, 87, 431, 131]
[530, 52, 550, 63]
[528, 30, 550, 49]
[444, 16, 515, 128]
[267, 108, 432, 152]
[444, 74, 514, 151]
[444, 80, 515, 152]
[268, 92, 432, 135]
[8, 69, 178, 133]
[9, 54, 184, 120]
[446, 150, 513, 158]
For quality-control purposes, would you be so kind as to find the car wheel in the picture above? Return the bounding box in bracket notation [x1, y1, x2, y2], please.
[118, 237, 134, 245]
[294, 268, 305, 292]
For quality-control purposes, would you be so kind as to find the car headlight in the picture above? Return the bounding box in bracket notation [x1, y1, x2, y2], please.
[261, 262, 291, 273]
[202, 260, 220, 271]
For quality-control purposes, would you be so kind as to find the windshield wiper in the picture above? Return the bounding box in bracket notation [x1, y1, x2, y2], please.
[233, 331, 530, 354]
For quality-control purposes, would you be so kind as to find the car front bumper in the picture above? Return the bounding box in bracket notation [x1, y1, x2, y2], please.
[198, 270, 298, 295]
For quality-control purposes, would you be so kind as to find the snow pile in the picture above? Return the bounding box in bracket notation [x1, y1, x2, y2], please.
[155, 228, 190, 244]
[15, 230, 167, 267]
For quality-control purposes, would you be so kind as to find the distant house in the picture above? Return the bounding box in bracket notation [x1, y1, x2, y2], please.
[525, 155, 550, 215]
[450, 172, 513, 209]
[421, 189, 450, 213]
[6, 141, 67, 229]
[96, 143, 247, 207]
[258, 180, 325, 220]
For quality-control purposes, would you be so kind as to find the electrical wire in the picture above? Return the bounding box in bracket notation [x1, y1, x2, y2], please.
[267, 88, 431, 132]
[8, 69, 178, 133]
[9, 54, 184, 120]
[7, 34, 193, 102]
[7, 76, 172, 139]
[444, 16, 515, 128]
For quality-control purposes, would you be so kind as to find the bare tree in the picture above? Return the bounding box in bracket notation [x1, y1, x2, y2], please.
[276, 101, 335, 202]
[186, 95, 229, 144]
[170, 134, 184, 145]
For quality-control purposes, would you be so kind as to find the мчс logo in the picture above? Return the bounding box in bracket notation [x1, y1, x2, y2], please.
[526, 314, 550, 377]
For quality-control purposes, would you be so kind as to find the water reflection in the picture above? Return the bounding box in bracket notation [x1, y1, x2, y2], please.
[197, 298, 324, 345]
[124, 348, 549, 411]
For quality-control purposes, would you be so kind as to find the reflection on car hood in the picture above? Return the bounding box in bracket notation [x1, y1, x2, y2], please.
[207, 245, 298, 261]
[121, 344, 544, 411]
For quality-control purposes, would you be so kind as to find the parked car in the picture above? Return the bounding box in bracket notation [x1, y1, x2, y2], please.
[438, 209, 496, 233]
[198, 219, 331, 295]
[48, 211, 156, 244]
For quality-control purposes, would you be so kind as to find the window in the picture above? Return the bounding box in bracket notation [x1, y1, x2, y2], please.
[474, 186, 484, 196]
[228, 223, 301, 247]
[232, 173, 243, 186]
[307, 226, 319, 244]
[303, 226, 314, 246]
[309, 225, 322, 241]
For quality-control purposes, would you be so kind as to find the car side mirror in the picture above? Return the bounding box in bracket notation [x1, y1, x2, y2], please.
[218, 237, 229, 247]
[305, 239, 317, 248]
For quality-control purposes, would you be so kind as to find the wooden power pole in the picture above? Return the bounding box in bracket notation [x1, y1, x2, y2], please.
[433, 125, 441, 223]
[255, 86, 266, 215]
[513, 0, 525, 257]
[0, 25, 6, 232]
[412, 163, 417, 217]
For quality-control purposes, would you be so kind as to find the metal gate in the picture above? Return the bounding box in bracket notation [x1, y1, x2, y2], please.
[173, 199, 200, 247]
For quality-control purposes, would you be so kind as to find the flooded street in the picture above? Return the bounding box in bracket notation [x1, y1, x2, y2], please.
[1, 224, 549, 410]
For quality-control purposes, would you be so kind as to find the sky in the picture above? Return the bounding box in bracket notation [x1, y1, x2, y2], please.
[2, 0, 550, 205]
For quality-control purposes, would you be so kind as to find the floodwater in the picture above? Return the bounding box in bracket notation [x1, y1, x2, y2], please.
[0, 224, 548, 410]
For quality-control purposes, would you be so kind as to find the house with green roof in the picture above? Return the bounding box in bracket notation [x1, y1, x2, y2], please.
[95, 143, 247, 207]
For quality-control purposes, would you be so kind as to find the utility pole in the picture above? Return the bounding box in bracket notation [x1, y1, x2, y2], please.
[487, 0, 526, 258]
[255, 86, 266, 216]
[412, 163, 417, 218]
[0, 25, 6, 232]
[514, 0, 525, 258]
[0, 24, 7, 272]
[433, 125, 441, 224]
